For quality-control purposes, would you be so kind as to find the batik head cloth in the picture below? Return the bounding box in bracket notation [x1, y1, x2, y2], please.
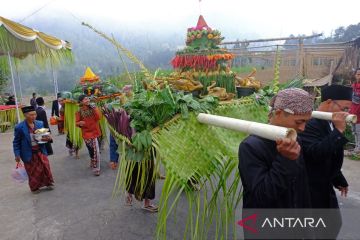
[270, 88, 313, 114]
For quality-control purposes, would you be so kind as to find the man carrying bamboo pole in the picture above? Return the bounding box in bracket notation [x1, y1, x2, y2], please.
[299, 85, 352, 239]
[238, 88, 313, 209]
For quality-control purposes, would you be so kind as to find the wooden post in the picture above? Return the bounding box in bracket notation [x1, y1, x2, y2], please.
[299, 38, 305, 77]
[329, 60, 334, 85]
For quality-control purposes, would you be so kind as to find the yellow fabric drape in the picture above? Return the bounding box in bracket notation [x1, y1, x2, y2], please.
[0, 17, 36, 39]
[0, 16, 71, 50]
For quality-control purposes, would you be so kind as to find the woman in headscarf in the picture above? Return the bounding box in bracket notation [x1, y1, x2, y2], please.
[75, 95, 102, 176]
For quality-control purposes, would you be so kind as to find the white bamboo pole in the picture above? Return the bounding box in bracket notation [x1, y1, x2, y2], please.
[268, 107, 357, 124]
[14, 62, 23, 104]
[311, 111, 357, 124]
[197, 113, 297, 141]
[50, 59, 59, 99]
[7, 52, 21, 123]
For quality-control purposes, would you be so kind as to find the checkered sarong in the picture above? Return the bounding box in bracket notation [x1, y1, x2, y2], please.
[24, 152, 54, 191]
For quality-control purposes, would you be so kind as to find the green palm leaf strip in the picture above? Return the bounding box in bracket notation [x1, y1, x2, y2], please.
[108, 99, 268, 239]
[81, 22, 151, 82]
[153, 102, 268, 239]
[109, 123, 159, 200]
[272, 45, 281, 93]
[99, 113, 107, 141]
[64, 102, 83, 149]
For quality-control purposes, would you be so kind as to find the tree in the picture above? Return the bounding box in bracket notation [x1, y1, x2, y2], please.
[334, 26, 346, 41]
[342, 23, 360, 41]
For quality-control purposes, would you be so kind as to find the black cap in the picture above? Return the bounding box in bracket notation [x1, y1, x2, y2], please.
[57, 92, 62, 98]
[36, 97, 45, 106]
[78, 94, 86, 103]
[321, 85, 352, 102]
[21, 106, 35, 113]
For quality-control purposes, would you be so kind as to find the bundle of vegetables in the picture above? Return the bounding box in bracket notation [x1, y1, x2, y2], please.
[279, 75, 305, 89]
[106, 85, 219, 199]
[123, 85, 219, 151]
[70, 81, 120, 101]
[197, 71, 236, 93]
[60, 91, 72, 100]
[253, 76, 305, 106]
[171, 53, 233, 70]
[102, 107, 133, 140]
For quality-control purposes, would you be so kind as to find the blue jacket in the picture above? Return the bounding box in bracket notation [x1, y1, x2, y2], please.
[13, 120, 48, 163]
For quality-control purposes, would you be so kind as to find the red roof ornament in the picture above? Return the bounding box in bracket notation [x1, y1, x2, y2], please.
[196, 15, 209, 30]
[187, 15, 212, 31]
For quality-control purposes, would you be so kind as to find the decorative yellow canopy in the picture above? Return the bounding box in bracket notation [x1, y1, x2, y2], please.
[0, 16, 73, 123]
[0, 16, 72, 61]
[80, 67, 100, 84]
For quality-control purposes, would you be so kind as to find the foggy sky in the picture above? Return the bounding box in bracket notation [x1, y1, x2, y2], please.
[1, 0, 359, 41]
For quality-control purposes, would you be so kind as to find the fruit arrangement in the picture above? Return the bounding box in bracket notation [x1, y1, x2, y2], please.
[184, 15, 224, 50]
[70, 82, 120, 100]
[61, 67, 121, 102]
[169, 15, 236, 95]
[186, 29, 223, 46]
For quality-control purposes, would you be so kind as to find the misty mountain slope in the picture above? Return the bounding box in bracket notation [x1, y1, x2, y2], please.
[5, 14, 184, 93]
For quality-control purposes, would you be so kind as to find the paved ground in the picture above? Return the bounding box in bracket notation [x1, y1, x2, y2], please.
[1, 123, 360, 240]
[0, 125, 166, 240]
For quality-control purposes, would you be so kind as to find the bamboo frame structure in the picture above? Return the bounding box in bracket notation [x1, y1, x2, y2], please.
[226, 34, 359, 84]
